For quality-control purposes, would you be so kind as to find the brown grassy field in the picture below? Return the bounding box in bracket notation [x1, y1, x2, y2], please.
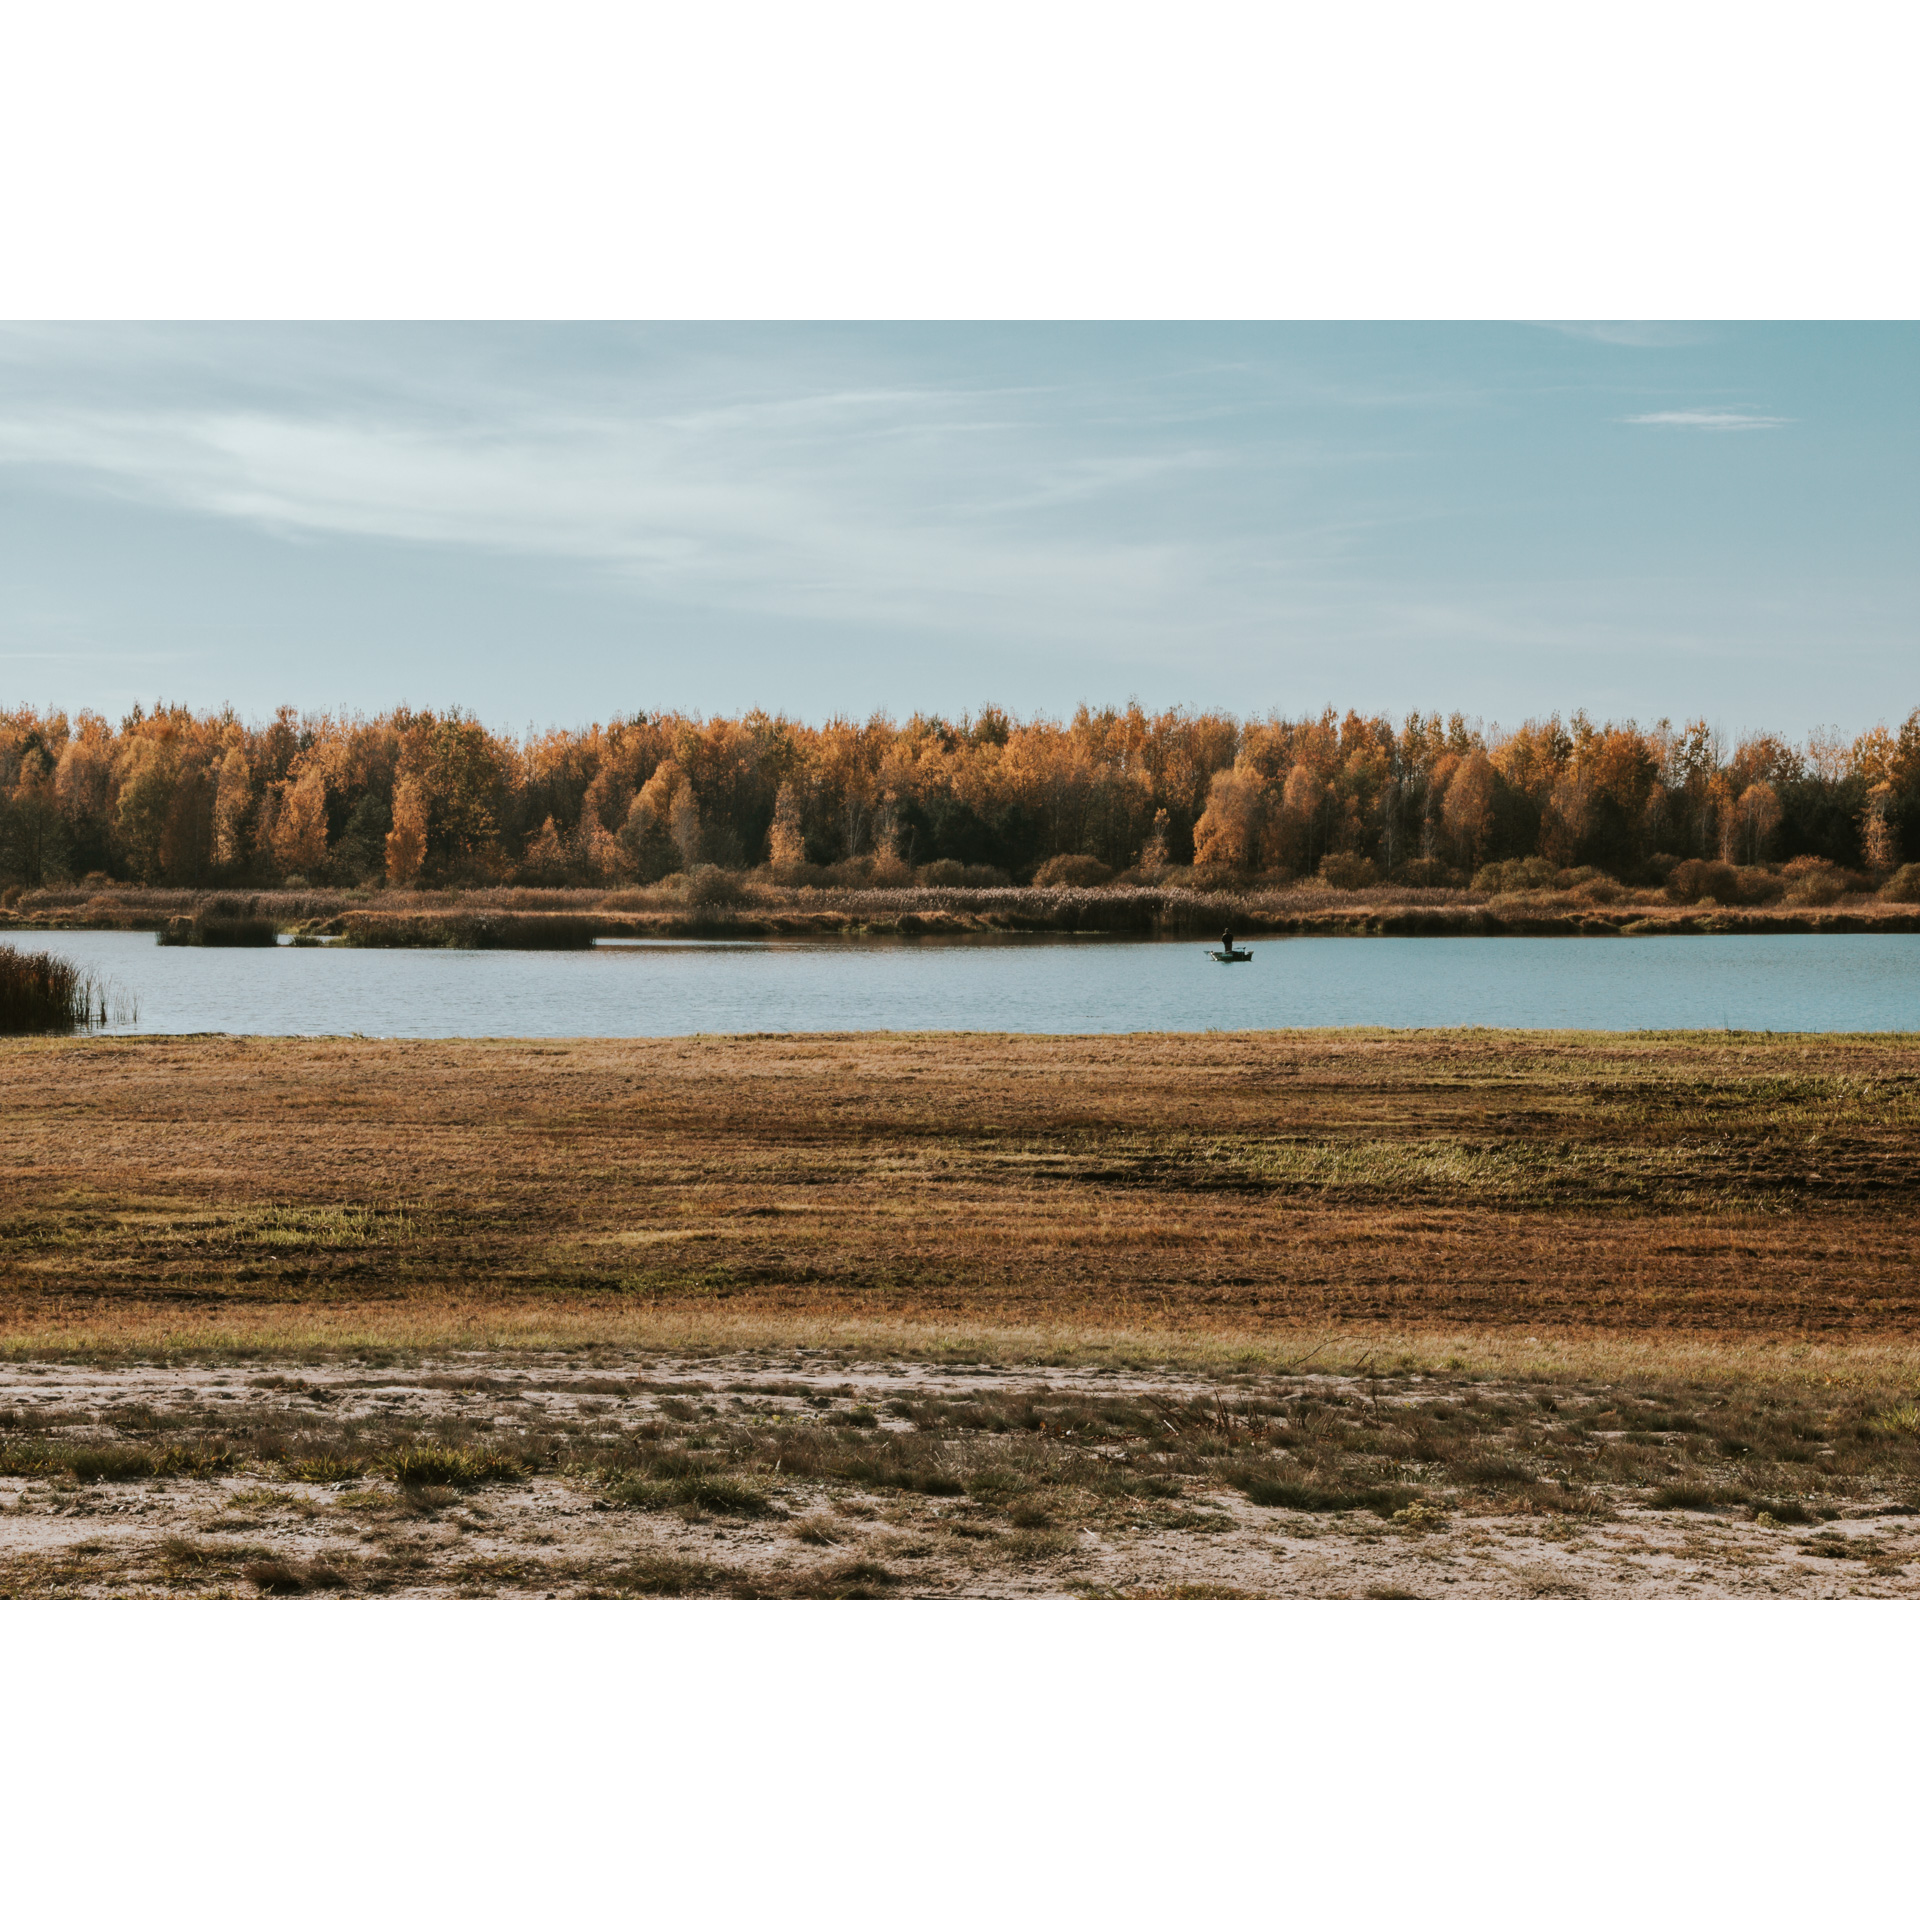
[4, 1029, 1918, 1595]
[6, 1028, 1920, 1342]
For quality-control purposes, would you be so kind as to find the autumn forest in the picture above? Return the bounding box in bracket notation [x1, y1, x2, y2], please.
[3, 700, 1919, 898]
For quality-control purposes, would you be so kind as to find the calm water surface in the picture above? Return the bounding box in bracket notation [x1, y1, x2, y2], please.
[6, 929, 1919, 1036]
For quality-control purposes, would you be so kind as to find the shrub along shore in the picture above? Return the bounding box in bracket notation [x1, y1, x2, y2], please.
[7, 869, 1920, 945]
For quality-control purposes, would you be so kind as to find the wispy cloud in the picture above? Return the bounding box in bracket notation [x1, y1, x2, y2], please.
[1547, 322, 1708, 350]
[0, 327, 1386, 654]
[1625, 408, 1787, 431]
[0, 400, 1235, 643]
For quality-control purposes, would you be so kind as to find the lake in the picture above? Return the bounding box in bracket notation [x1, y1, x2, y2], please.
[5, 928, 1919, 1036]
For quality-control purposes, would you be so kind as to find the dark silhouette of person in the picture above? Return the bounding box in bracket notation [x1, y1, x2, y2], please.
[1222, 927, 1234, 953]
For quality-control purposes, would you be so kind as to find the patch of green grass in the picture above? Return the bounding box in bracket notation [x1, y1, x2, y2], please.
[1647, 1483, 1721, 1511]
[60, 1445, 157, 1483]
[281, 1452, 364, 1483]
[605, 1471, 771, 1516]
[112, 1403, 178, 1433]
[1457, 1456, 1538, 1487]
[400, 1483, 463, 1515]
[229, 1204, 414, 1251]
[1225, 1467, 1421, 1517]
[377, 1446, 522, 1487]
[1799, 1533, 1881, 1562]
[153, 1443, 238, 1478]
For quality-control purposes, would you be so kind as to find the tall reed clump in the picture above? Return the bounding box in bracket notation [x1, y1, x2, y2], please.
[341, 910, 599, 950]
[0, 945, 111, 1033]
[157, 896, 280, 947]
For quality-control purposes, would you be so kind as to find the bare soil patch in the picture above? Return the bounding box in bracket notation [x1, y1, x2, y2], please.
[3, 1350, 1916, 1599]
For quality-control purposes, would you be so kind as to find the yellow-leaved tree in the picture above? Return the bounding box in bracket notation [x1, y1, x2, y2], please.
[576, 807, 620, 880]
[1441, 751, 1495, 867]
[212, 747, 252, 869]
[1863, 783, 1898, 873]
[270, 769, 329, 878]
[768, 780, 806, 868]
[618, 759, 693, 882]
[1192, 765, 1265, 869]
[385, 776, 428, 888]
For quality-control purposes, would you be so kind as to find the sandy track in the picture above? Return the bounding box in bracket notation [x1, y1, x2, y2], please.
[4, 1351, 1914, 1599]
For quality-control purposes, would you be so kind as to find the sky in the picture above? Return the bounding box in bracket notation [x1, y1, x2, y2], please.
[0, 322, 1913, 737]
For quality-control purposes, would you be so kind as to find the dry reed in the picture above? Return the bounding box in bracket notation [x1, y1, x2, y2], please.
[0, 945, 110, 1033]
[15, 880, 1920, 940]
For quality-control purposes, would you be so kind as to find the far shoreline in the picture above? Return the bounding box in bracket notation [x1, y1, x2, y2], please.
[8, 880, 1920, 946]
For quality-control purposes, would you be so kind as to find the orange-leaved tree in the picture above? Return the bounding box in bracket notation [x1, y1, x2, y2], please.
[385, 776, 427, 888]
[1193, 765, 1265, 869]
[212, 747, 252, 870]
[768, 780, 807, 868]
[271, 769, 329, 877]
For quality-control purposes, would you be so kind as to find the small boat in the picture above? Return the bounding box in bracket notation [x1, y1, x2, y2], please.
[1208, 944, 1253, 963]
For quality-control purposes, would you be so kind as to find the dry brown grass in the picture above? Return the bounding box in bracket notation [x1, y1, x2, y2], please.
[2, 1029, 1919, 1380]
[11, 880, 1920, 941]
[11, 1026, 1914, 1598]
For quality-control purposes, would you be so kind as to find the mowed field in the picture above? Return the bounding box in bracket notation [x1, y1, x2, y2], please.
[3, 1027, 1919, 1345]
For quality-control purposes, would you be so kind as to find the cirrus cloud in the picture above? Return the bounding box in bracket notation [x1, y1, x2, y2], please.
[1625, 408, 1788, 430]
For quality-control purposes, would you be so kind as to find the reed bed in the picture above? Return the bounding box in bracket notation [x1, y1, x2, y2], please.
[156, 897, 280, 947]
[14, 878, 1920, 940]
[0, 945, 117, 1033]
[341, 910, 599, 950]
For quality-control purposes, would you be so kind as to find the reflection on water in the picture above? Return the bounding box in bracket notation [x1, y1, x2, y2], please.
[3, 929, 1918, 1037]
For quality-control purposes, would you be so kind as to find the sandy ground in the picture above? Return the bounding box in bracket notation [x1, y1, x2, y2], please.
[3, 1352, 1914, 1599]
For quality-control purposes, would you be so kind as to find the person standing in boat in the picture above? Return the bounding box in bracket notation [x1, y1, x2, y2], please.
[1222, 927, 1234, 953]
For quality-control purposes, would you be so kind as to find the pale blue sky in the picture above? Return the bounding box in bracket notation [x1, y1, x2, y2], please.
[0, 323, 1912, 734]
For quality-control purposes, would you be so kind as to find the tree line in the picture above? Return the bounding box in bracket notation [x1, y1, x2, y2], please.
[2, 700, 1917, 893]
